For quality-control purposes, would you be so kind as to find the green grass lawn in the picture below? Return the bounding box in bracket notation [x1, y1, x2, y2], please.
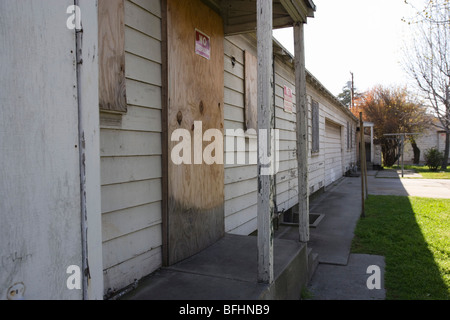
[386, 165, 450, 179]
[351, 195, 450, 300]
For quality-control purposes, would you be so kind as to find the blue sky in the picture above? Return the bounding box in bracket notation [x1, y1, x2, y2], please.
[273, 0, 418, 96]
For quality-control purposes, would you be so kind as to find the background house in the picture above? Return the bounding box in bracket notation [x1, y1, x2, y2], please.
[403, 119, 449, 165]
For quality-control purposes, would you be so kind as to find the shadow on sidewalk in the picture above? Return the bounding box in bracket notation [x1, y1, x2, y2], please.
[306, 172, 449, 300]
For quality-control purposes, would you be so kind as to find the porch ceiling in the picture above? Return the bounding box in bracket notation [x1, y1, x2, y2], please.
[202, 0, 316, 35]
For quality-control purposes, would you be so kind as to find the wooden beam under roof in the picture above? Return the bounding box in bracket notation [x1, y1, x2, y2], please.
[201, 0, 316, 35]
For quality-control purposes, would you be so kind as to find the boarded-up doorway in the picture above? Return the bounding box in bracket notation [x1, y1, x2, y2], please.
[164, 0, 225, 265]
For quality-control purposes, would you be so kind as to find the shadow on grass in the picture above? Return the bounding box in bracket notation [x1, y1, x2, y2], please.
[352, 195, 449, 300]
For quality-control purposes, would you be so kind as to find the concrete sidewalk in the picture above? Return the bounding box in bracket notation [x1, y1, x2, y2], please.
[306, 175, 386, 300]
[306, 170, 450, 300]
[122, 170, 448, 300]
[371, 172, 450, 199]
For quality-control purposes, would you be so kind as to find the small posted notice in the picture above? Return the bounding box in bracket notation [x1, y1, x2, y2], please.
[195, 29, 211, 60]
[284, 86, 294, 113]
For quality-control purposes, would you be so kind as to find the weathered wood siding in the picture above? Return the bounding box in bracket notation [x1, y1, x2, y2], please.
[224, 34, 358, 236]
[273, 54, 299, 213]
[223, 34, 299, 235]
[0, 0, 83, 300]
[100, 0, 163, 295]
[224, 35, 258, 235]
[307, 82, 357, 193]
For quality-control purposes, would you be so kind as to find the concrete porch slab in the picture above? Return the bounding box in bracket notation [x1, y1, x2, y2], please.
[122, 234, 308, 300]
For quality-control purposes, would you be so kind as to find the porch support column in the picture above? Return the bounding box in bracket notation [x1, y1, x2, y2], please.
[294, 22, 310, 243]
[257, 0, 274, 284]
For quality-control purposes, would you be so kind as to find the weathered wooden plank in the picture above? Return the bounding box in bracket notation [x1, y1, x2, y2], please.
[102, 225, 162, 269]
[125, 0, 161, 40]
[103, 247, 162, 295]
[225, 191, 257, 216]
[225, 204, 258, 233]
[0, 0, 84, 300]
[101, 155, 162, 186]
[129, 0, 162, 17]
[100, 129, 162, 157]
[224, 38, 245, 65]
[225, 71, 245, 94]
[225, 178, 258, 201]
[102, 202, 162, 242]
[101, 179, 162, 214]
[225, 165, 258, 184]
[166, 0, 225, 265]
[244, 50, 258, 131]
[224, 87, 245, 108]
[125, 26, 161, 63]
[224, 103, 245, 123]
[294, 22, 309, 243]
[100, 105, 162, 132]
[225, 56, 244, 79]
[126, 79, 161, 109]
[125, 52, 162, 86]
[99, 0, 127, 113]
[257, 0, 274, 284]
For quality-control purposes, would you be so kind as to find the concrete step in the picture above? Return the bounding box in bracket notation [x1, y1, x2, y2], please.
[121, 234, 309, 300]
[307, 248, 319, 282]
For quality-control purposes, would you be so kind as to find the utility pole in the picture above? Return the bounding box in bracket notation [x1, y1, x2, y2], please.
[360, 113, 366, 218]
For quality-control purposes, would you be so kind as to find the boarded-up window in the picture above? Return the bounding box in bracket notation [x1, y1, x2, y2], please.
[244, 51, 257, 131]
[311, 100, 320, 153]
[98, 0, 127, 113]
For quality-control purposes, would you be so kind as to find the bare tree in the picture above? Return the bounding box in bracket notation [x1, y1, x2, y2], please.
[403, 0, 450, 170]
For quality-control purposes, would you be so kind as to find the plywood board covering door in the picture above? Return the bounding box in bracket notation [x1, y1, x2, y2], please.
[166, 0, 225, 265]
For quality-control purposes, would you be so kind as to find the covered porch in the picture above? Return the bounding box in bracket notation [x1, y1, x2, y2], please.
[124, 0, 316, 299]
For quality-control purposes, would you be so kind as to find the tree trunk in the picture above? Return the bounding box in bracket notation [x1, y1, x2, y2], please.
[441, 131, 449, 171]
[382, 140, 400, 167]
[411, 138, 421, 165]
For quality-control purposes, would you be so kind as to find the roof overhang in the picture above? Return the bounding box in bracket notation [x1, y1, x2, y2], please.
[202, 0, 316, 35]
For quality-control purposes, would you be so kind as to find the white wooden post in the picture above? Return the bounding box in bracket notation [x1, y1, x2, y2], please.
[77, 0, 104, 299]
[294, 22, 309, 243]
[257, 0, 274, 284]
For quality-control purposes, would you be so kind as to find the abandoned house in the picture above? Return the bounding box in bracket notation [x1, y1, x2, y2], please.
[0, 0, 358, 300]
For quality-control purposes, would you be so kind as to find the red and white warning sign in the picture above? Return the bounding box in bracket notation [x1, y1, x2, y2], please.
[195, 29, 211, 60]
[284, 86, 294, 113]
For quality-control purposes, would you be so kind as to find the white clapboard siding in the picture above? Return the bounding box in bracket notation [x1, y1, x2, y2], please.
[307, 81, 358, 193]
[223, 34, 301, 235]
[100, 0, 163, 295]
[273, 56, 298, 212]
[223, 36, 258, 235]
